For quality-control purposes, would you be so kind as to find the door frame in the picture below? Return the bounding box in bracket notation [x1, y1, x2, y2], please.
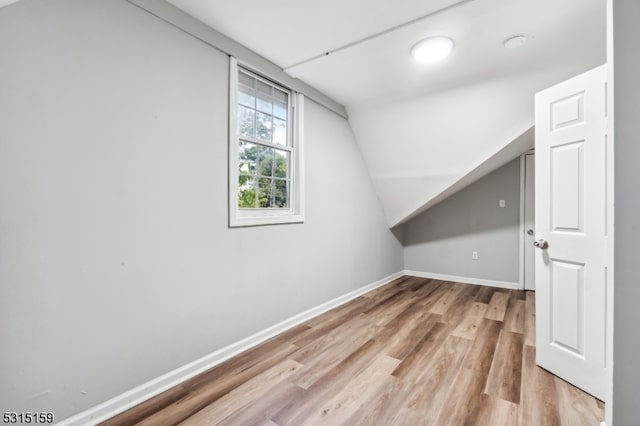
[519, 149, 535, 290]
[605, 0, 615, 416]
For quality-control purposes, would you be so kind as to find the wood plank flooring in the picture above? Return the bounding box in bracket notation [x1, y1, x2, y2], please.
[102, 276, 604, 426]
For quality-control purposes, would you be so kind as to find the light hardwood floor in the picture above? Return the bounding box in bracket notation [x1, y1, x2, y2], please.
[102, 276, 604, 426]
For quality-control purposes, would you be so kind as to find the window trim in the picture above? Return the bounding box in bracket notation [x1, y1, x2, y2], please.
[228, 57, 305, 227]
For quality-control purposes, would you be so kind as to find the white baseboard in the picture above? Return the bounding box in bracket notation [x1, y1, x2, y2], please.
[56, 271, 405, 426]
[403, 270, 521, 290]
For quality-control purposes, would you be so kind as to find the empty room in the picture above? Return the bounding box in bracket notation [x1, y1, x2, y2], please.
[1, 0, 639, 425]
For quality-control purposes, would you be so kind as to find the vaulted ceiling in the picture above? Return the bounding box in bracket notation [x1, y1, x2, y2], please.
[168, 0, 603, 103]
[3, 0, 605, 226]
[169, 0, 605, 226]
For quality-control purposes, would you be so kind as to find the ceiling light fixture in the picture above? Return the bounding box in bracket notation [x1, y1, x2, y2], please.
[411, 36, 455, 63]
[503, 35, 528, 49]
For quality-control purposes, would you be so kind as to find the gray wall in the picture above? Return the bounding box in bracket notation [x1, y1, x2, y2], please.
[0, 0, 403, 420]
[613, 0, 640, 424]
[403, 159, 521, 284]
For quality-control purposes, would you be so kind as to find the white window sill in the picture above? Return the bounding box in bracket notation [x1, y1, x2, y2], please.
[229, 213, 304, 228]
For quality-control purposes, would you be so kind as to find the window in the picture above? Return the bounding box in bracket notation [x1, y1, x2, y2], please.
[229, 58, 304, 227]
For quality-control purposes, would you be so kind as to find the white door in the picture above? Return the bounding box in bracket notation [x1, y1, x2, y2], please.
[523, 153, 535, 291]
[534, 65, 607, 400]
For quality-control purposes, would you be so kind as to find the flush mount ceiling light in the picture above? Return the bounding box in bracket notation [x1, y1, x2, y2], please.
[411, 36, 455, 63]
[503, 35, 528, 49]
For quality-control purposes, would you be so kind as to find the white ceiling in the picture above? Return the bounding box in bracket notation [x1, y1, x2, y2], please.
[168, 0, 604, 106]
[167, 0, 463, 69]
[291, 0, 604, 105]
[168, 0, 606, 226]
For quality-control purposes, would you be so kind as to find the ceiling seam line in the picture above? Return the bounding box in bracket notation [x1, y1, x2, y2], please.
[125, 0, 349, 119]
[283, 0, 476, 72]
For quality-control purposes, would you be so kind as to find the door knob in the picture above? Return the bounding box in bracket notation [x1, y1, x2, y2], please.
[533, 239, 549, 249]
[527, 229, 534, 236]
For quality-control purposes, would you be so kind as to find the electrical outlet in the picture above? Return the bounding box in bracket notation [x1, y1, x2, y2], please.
[499, 199, 506, 207]
[472, 251, 479, 260]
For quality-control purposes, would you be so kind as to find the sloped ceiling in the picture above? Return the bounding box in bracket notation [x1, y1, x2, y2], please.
[348, 63, 602, 226]
[167, 0, 606, 227]
[0, 1, 21, 8]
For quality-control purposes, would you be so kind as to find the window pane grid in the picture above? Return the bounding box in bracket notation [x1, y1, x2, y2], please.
[237, 68, 290, 148]
[237, 138, 291, 209]
[238, 175, 291, 209]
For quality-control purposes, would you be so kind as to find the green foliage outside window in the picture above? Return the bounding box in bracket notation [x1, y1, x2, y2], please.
[238, 144, 289, 208]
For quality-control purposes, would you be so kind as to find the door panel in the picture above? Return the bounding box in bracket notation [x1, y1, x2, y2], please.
[550, 259, 584, 355]
[551, 141, 584, 231]
[551, 91, 584, 129]
[534, 64, 607, 400]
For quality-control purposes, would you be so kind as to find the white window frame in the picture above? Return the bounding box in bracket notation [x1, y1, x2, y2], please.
[228, 57, 305, 227]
